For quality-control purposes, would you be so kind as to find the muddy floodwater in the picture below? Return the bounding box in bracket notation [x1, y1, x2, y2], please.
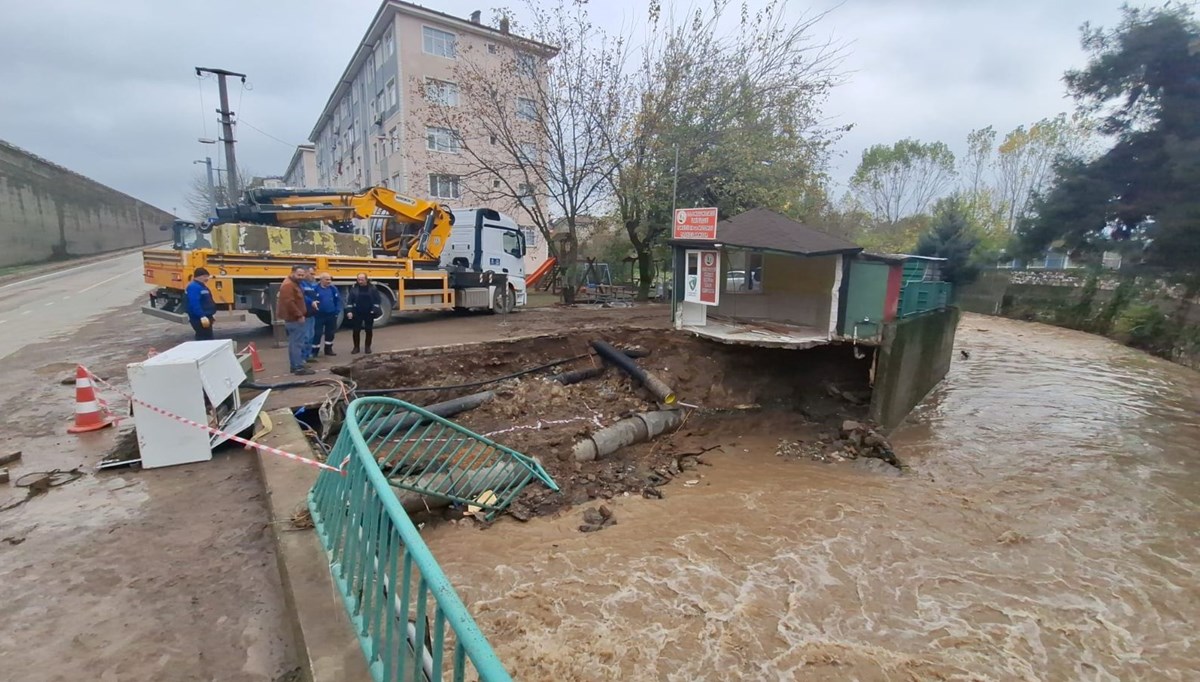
[427, 314, 1200, 680]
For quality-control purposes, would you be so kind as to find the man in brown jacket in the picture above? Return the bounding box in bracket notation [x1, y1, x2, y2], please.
[278, 265, 314, 375]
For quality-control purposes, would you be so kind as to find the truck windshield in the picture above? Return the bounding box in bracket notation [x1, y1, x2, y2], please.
[172, 224, 211, 251]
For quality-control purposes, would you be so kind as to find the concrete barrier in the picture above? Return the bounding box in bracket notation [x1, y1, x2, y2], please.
[869, 307, 960, 430]
[0, 139, 174, 268]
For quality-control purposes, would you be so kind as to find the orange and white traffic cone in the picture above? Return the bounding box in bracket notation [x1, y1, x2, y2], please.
[246, 342, 265, 373]
[67, 365, 114, 434]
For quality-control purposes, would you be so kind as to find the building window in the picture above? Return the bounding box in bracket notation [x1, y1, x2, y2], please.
[725, 250, 764, 293]
[519, 142, 538, 164]
[385, 30, 394, 56]
[489, 135, 498, 145]
[522, 226, 539, 247]
[426, 126, 460, 153]
[516, 97, 537, 121]
[392, 173, 401, 191]
[429, 174, 461, 199]
[517, 52, 538, 78]
[423, 27, 457, 58]
[487, 43, 499, 54]
[388, 126, 398, 153]
[425, 78, 459, 106]
[518, 183, 535, 208]
[493, 179, 501, 188]
[386, 78, 397, 109]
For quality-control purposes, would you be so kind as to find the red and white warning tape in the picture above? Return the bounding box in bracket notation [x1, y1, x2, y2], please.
[81, 366, 345, 474]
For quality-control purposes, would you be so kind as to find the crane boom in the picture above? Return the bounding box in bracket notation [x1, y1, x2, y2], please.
[213, 186, 455, 262]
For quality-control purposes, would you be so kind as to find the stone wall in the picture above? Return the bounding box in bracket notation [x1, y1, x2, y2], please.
[0, 139, 174, 268]
[958, 269, 1200, 369]
[869, 307, 960, 430]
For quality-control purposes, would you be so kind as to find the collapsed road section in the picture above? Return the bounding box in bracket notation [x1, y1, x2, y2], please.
[331, 326, 897, 523]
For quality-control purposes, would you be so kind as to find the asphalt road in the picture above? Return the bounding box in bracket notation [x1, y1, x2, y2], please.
[0, 251, 151, 360]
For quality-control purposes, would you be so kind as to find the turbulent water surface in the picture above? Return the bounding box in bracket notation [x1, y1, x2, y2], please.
[428, 314, 1200, 680]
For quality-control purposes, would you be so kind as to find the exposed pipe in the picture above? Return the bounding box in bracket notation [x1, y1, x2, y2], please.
[551, 366, 605, 385]
[590, 340, 677, 405]
[360, 391, 495, 434]
[572, 410, 684, 462]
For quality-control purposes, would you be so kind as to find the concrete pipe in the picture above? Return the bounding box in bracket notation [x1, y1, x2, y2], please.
[572, 409, 684, 462]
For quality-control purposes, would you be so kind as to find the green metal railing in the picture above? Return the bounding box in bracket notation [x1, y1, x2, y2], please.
[309, 397, 558, 681]
[898, 281, 952, 318]
[355, 400, 557, 519]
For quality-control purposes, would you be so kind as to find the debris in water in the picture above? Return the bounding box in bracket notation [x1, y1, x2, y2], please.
[579, 504, 616, 532]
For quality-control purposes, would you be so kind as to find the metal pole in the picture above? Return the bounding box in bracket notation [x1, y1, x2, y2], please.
[196, 67, 246, 199]
[202, 157, 217, 217]
[670, 145, 680, 217]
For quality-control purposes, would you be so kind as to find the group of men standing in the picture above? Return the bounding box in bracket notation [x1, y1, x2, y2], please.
[184, 264, 384, 377]
[277, 265, 382, 375]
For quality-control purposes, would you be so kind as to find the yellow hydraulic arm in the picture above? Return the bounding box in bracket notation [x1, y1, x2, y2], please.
[215, 186, 455, 262]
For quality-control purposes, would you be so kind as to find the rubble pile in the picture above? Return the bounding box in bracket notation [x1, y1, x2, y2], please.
[776, 420, 900, 468]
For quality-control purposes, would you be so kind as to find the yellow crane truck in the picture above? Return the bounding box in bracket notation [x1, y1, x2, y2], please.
[142, 187, 528, 327]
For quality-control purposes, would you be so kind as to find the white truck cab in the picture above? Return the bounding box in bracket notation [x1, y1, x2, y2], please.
[442, 208, 528, 309]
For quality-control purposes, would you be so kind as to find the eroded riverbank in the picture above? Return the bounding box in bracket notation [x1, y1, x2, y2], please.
[426, 313, 1200, 679]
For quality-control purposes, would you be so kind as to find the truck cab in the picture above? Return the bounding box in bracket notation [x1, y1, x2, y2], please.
[440, 208, 528, 309]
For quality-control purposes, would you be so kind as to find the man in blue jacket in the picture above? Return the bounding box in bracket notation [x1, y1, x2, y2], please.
[185, 267, 217, 340]
[311, 272, 343, 357]
[300, 267, 319, 362]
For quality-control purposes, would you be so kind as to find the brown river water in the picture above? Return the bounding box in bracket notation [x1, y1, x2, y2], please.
[428, 314, 1200, 680]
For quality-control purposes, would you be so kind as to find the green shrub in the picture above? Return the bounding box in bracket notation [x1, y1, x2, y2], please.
[1112, 303, 1174, 356]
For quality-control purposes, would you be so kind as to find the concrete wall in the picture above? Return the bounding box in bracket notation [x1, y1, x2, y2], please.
[869, 307, 960, 430]
[714, 253, 837, 330]
[0, 139, 172, 268]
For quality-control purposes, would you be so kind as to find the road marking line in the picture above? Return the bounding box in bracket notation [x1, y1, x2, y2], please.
[61, 295, 70, 301]
[0, 319, 6, 325]
[44, 301, 55, 307]
[78, 266, 142, 294]
[21, 310, 32, 315]
[0, 252, 140, 291]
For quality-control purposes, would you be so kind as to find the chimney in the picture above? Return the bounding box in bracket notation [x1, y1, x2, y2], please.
[499, 16, 510, 34]
[470, 10, 481, 24]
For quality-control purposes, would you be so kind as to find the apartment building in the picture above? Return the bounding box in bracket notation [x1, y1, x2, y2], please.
[283, 144, 317, 188]
[306, 1, 555, 271]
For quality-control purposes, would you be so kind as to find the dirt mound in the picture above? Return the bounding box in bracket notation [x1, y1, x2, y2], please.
[334, 327, 876, 522]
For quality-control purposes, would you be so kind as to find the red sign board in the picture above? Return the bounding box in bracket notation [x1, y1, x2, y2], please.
[673, 207, 718, 240]
[698, 251, 719, 304]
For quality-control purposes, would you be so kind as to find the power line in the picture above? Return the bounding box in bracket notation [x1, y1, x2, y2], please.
[196, 74, 209, 138]
[238, 119, 298, 148]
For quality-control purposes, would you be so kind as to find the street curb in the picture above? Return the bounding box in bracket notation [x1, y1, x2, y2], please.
[254, 408, 370, 682]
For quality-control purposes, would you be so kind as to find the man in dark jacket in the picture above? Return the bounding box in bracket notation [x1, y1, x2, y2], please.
[185, 267, 217, 340]
[312, 272, 343, 357]
[346, 273, 383, 354]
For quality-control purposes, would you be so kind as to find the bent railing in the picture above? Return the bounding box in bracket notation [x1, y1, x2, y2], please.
[309, 397, 556, 682]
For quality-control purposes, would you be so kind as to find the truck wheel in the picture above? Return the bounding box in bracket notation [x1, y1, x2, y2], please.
[374, 286, 395, 327]
[254, 311, 273, 326]
[491, 285, 515, 314]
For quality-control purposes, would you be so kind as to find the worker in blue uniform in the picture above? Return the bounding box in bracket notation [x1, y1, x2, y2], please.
[185, 267, 217, 340]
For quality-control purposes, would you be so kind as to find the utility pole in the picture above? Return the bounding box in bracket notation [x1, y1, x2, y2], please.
[670, 145, 680, 217]
[195, 66, 246, 199]
[193, 158, 216, 217]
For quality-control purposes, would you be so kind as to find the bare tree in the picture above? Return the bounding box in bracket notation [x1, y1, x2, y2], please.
[421, 0, 625, 302]
[605, 0, 845, 299]
[995, 113, 1095, 232]
[183, 164, 255, 222]
[850, 139, 957, 224]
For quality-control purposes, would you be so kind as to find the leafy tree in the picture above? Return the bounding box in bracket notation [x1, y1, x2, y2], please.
[916, 197, 980, 285]
[605, 0, 844, 299]
[1018, 5, 1200, 281]
[849, 139, 956, 224]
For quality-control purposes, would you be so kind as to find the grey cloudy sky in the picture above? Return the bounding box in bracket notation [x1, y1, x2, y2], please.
[0, 0, 1125, 216]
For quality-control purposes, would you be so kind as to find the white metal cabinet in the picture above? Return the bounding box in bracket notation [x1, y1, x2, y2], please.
[127, 340, 246, 468]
